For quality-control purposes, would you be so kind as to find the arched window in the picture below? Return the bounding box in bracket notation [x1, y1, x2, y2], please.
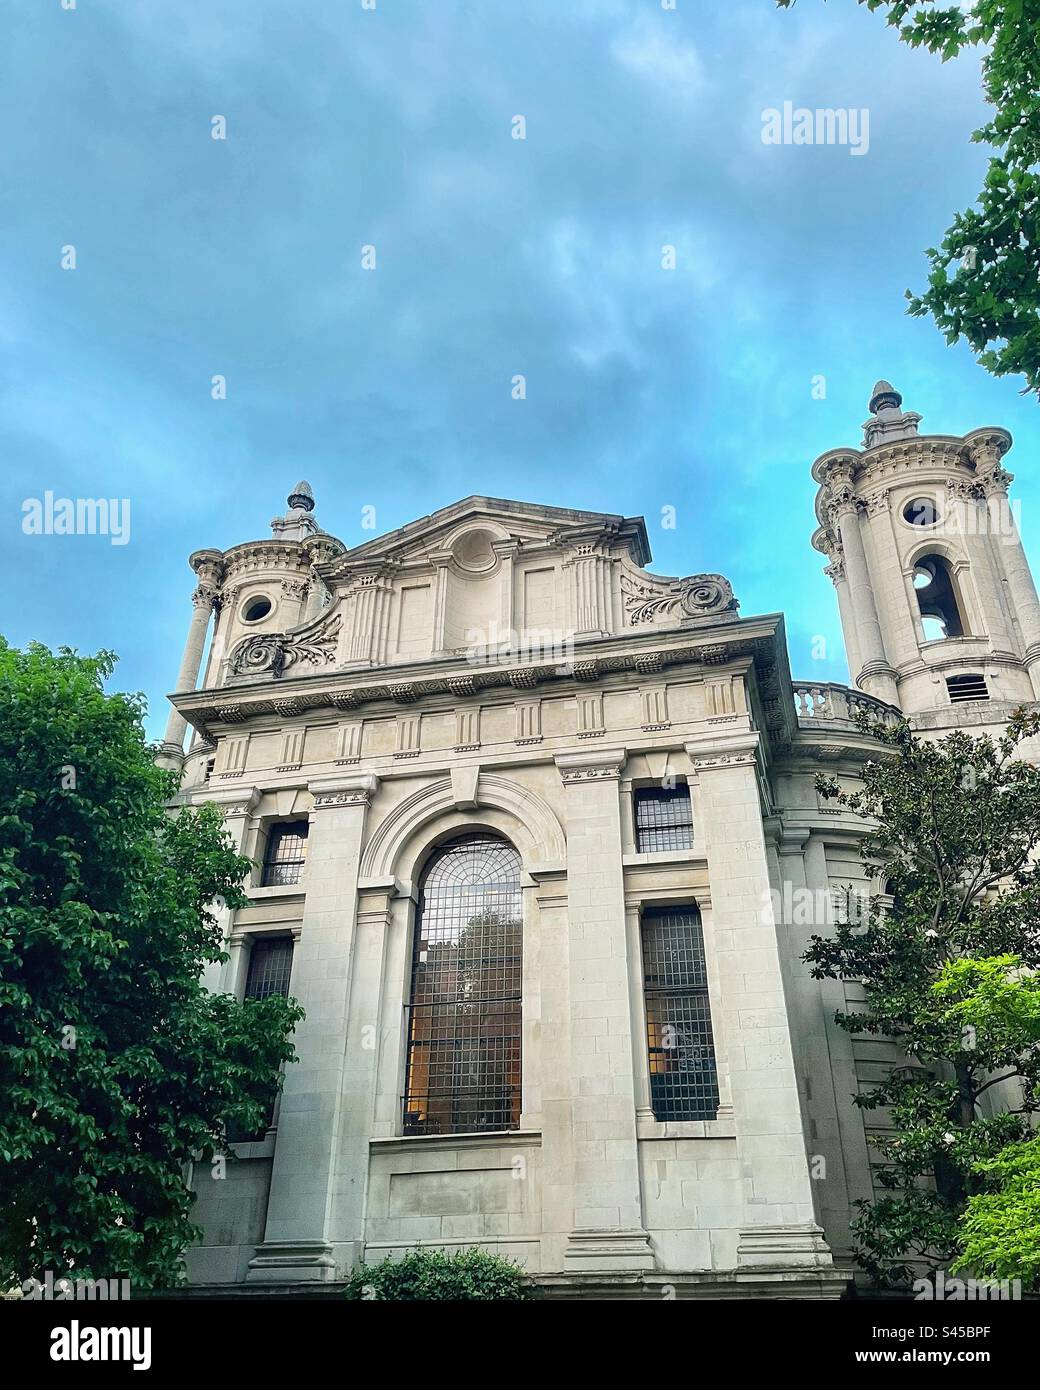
[403, 834, 523, 1136]
[913, 554, 966, 640]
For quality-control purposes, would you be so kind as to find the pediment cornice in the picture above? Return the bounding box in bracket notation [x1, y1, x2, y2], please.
[317, 495, 652, 581]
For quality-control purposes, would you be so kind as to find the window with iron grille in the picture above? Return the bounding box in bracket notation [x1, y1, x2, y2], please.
[634, 784, 693, 853]
[642, 906, 719, 1122]
[244, 935, 295, 1001]
[261, 820, 309, 886]
[403, 835, 523, 1136]
[229, 935, 295, 1141]
[946, 673, 989, 704]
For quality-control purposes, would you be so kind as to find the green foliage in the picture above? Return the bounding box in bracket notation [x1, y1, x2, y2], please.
[0, 640, 303, 1290]
[343, 1247, 532, 1301]
[806, 708, 1040, 1285]
[777, 1, 1040, 395]
[951, 1135, 1040, 1286]
[934, 953, 1040, 1286]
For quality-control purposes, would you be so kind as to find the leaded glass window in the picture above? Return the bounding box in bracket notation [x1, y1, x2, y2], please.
[261, 821, 309, 886]
[403, 835, 523, 1136]
[230, 935, 295, 1141]
[634, 785, 693, 853]
[642, 905, 719, 1121]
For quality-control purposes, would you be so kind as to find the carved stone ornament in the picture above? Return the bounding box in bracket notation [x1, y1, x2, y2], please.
[979, 466, 1014, 499]
[690, 751, 757, 770]
[312, 789, 372, 809]
[622, 572, 739, 626]
[192, 583, 221, 611]
[823, 559, 846, 584]
[558, 762, 624, 782]
[229, 614, 342, 678]
[946, 477, 984, 503]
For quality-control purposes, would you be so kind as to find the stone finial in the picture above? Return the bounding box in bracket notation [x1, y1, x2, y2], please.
[868, 380, 902, 414]
[862, 378, 921, 449]
[272, 480, 322, 541]
[287, 480, 315, 512]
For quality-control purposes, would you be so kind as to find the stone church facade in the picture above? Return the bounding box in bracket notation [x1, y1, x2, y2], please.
[157, 383, 1040, 1298]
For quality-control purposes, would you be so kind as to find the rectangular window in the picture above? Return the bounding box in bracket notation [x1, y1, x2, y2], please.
[642, 906, 719, 1122]
[634, 784, 693, 853]
[230, 935, 295, 1143]
[244, 936, 294, 1001]
[261, 820, 309, 886]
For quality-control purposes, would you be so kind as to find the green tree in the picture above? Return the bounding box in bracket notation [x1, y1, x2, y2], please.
[778, 1, 1040, 395]
[343, 1247, 532, 1301]
[934, 954, 1040, 1287]
[0, 641, 303, 1291]
[806, 709, 1040, 1286]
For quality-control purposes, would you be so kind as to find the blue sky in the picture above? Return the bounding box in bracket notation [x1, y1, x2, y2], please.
[2, 0, 1037, 740]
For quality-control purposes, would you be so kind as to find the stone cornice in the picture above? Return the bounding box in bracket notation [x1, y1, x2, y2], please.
[810, 430, 1017, 538]
[219, 536, 345, 588]
[318, 496, 653, 579]
[170, 615, 783, 737]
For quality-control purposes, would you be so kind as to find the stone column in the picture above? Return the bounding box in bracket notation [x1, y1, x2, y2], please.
[624, 903, 654, 1124]
[223, 931, 251, 1000]
[161, 550, 223, 761]
[686, 731, 832, 1273]
[529, 867, 573, 1273]
[248, 772, 379, 1283]
[554, 747, 653, 1273]
[202, 787, 260, 995]
[981, 468, 1040, 696]
[770, 826, 853, 1250]
[834, 500, 895, 700]
[494, 538, 519, 644]
[801, 833, 874, 1254]
[326, 881, 394, 1272]
[824, 555, 863, 689]
[832, 501, 898, 704]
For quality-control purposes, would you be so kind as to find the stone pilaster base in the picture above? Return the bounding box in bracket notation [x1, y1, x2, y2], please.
[246, 1240, 337, 1283]
[538, 1269, 849, 1300]
[564, 1228, 655, 1273]
[737, 1223, 833, 1270]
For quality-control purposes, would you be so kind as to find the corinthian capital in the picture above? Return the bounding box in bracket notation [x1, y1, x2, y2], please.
[979, 466, 1015, 499]
[191, 583, 221, 611]
[824, 558, 846, 585]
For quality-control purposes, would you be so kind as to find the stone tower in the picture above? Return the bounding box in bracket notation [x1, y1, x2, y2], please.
[157, 483, 345, 772]
[811, 382, 1040, 731]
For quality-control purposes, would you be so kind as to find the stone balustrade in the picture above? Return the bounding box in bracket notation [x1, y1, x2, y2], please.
[792, 681, 901, 729]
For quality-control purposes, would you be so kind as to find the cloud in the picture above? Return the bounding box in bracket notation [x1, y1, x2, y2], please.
[610, 14, 705, 93]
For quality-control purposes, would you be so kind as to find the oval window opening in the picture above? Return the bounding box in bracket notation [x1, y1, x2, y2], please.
[244, 597, 272, 622]
[904, 497, 940, 527]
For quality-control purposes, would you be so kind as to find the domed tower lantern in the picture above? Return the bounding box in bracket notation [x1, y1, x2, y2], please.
[811, 381, 1040, 725]
[158, 482, 345, 774]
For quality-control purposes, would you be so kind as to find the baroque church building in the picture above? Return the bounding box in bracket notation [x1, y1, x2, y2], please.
[157, 383, 1040, 1298]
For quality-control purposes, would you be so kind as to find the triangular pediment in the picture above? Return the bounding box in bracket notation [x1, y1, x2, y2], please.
[321, 495, 651, 581]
